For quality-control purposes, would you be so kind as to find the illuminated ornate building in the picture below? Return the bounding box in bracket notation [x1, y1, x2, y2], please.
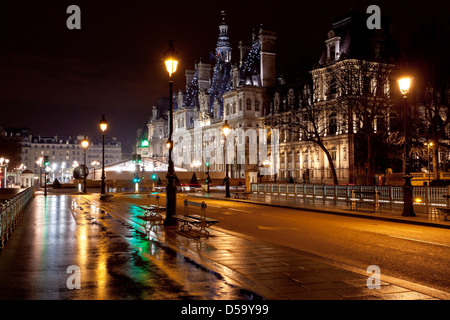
[171, 11, 277, 180]
[266, 10, 400, 184]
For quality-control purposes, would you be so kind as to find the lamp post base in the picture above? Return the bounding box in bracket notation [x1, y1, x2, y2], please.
[224, 176, 231, 198]
[164, 173, 178, 226]
[402, 175, 416, 217]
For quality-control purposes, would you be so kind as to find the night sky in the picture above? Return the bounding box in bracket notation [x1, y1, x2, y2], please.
[0, 0, 448, 153]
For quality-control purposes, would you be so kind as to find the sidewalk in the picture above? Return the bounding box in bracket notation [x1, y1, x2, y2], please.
[89, 194, 450, 300]
[189, 191, 450, 230]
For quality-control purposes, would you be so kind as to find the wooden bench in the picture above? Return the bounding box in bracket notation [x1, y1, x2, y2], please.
[233, 191, 251, 199]
[139, 193, 166, 220]
[347, 190, 381, 212]
[173, 200, 219, 237]
[100, 194, 113, 202]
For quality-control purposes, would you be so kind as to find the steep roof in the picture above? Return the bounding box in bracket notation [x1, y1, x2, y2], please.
[317, 10, 400, 67]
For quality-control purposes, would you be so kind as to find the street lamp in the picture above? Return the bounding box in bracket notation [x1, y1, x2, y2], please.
[91, 160, 100, 180]
[36, 157, 43, 187]
[205, 160, 211, 193]
[99, 114, 108, 199]
[192, 160, 201, 171]
[81, 136, 89, 193]
[398, 76, 415, 217]
[163, 40, 179, 226]
[222, 120, 231, 198]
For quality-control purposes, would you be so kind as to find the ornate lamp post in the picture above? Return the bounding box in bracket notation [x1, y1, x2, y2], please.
[222, 120, 231, 198]
[91, 160, 100, 180]
[163, 40, 179, 226]
[81, 136, 89, 193]
[99, 115, 108, 199]
[398, 76, 415, 217]
[36, 157, 43, 187]
[205, 160, 211, 193]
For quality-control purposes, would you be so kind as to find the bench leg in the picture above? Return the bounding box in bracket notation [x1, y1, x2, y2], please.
[179, 221, 192, 232]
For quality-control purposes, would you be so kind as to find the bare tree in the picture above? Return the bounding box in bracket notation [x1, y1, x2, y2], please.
[265, 78, 339, 185]
[328, 58, 399, 185]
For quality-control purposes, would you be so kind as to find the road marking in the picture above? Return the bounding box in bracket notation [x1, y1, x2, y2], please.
[228, 208, 252, 213]
[257, 225, 299, 231]
[388, 235, 450, 248]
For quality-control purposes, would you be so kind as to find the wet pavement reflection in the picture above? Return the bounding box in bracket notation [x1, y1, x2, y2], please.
[0, 194, 259, 300]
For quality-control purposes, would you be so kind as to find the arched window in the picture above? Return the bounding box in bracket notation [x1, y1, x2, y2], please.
[246, 98, 252, 110]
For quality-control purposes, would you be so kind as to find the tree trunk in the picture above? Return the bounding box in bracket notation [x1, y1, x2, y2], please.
[366, 133, 375, 185]
[316, 140, 339, 185]
[433, 147, 440, 180]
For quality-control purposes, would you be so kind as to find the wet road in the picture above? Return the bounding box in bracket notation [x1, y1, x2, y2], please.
[116, 193, 450, 295]
[0, 194, 257, 300]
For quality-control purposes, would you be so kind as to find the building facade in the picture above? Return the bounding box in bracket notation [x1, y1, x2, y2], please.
[266, 10, 400, 184]
[169, 11, 277, 180]
[140, 10, 402, 185]
[20, 134, 123, 182]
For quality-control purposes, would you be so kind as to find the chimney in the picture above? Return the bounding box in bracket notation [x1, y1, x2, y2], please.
[259, 29, 277, 88]
[197, 62, 212, 91]
[185, 69, 195, 89]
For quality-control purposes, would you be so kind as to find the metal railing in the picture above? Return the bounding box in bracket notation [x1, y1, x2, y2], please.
[1, 187, 35, 247]
[251, 183, 450, 210]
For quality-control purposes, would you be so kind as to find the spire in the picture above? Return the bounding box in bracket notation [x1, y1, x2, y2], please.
[220, 10, 226, 26]
[216, 10, 231, 63]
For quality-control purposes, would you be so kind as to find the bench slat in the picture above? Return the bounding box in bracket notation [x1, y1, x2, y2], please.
[173, 215, 202, 223]
[187, 214, 219, 223]
[184, 200, 206, 208]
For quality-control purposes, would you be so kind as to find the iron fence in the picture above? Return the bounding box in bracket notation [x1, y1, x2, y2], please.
[0, 187, 35, 247]
[251, 183, 450, 210]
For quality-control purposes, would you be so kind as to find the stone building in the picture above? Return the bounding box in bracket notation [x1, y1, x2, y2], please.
[145, 98, 169, 162]
[20, 134, 123, 182]
[170, 11, 277, 180]
[266, 10, 400, 184]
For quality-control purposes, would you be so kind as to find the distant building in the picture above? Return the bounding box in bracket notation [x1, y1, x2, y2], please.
[145, 98, 170, 162]
[20, 134, 122, 181]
